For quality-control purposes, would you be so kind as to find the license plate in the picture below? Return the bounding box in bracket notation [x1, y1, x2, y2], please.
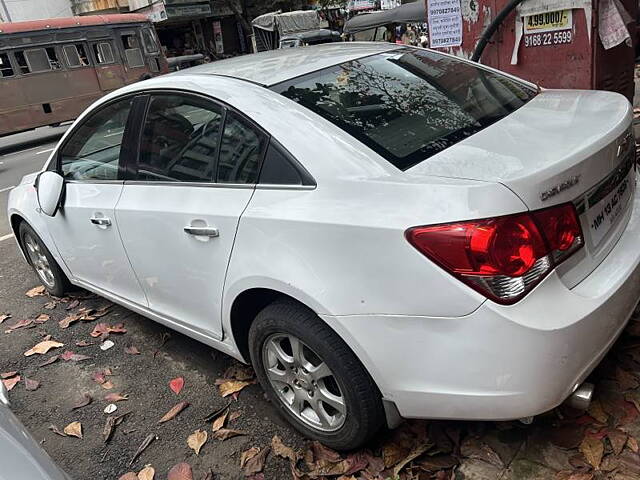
[587, 171, 633, 247]
[524, 9, 572, 34]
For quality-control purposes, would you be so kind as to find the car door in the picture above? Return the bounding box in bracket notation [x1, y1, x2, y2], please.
[43, 95, 147, 305]
[115, 92, 268, 340]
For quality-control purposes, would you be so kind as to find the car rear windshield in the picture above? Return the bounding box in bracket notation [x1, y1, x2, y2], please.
[272, 48, 537, 171]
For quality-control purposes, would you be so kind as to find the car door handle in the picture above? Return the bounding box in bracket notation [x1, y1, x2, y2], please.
[184, 226, 219, 237]
[90, 217, 111, 226]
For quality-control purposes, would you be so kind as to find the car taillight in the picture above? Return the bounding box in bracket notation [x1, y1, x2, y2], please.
[406, 203, 584, 305]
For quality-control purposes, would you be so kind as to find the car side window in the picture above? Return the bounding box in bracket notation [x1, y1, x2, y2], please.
[60, 98, 133, 181]
[137, 94, 223, 182]
[217, 111, 267, 184]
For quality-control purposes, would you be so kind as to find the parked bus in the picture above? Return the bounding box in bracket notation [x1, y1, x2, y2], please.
[0, 14, 168, 137]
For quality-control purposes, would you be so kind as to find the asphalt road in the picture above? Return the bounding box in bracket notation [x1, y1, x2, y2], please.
[0, 125, 68, 237]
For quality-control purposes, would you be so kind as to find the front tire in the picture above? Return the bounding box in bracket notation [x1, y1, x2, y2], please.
[19, 222, 70, 297]
[249, 300, 385, 450]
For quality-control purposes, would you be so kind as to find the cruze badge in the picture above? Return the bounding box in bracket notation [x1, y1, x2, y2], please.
[540, 175, 581, 202]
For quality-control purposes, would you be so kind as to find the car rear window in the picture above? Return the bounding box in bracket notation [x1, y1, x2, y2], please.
[272, 48, 537, 171]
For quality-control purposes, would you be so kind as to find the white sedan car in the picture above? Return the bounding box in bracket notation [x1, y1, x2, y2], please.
[8, 43, 640, 449]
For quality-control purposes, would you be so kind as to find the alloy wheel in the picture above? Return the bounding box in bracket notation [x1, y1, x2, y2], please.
[24, 233, 55, 288]
[262, 333, 347, 432]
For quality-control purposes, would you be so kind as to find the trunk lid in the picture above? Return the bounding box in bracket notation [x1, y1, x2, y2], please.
[409, 89, 636, 288]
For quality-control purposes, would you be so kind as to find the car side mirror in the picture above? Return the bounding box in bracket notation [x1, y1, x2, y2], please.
[37, 171, 65, 217]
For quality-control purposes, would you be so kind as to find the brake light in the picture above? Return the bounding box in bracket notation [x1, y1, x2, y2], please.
[406, 203, 584, 304]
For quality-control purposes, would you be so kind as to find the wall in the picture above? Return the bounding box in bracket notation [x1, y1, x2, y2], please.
[1, 0, 73, 21]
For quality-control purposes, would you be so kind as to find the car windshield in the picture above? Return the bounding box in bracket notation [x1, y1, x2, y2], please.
[272, 48, 537, 170]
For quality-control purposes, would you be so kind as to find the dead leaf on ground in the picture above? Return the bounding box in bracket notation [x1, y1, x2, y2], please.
[137, 466, 155, 480]
[229, 411, 241, 422]
[159, 401, 189, 423]
[416, 454, 458, 472]
[70, 393, 92, 411]
[125, 346, 141, 355]
[187, 429, 207, 455]
[92, 368, 114, 385]
[0, 371, 17, 379]
[24, 378, 40, 391]
[75, 340, 93, 347]
[169, 377, 184, 395]
[0, 314, 10, 323]
[2, 376, 20, 391]
[49, 424, 67, 437]
[63, 421, 83, 439]
[460, 437, 503, 468]
[242, 447, 270, 476]
[271, 435, 298, 462]
[34, 314, 49, 324]
[103, 412, 131, 443]
[212, 429, 245, 440]
[223, 363, 255, 381]
[580, 435, 604, 469]
[105, 393, 129, 402]
[608, 429, 628, 455]
[392, 443, 432, 477]
[5, 318, 33, 333]
[91, 322, 127, 337]
[101, 380, 115, 389]
[60, 350, 91, 362]
[587, 400, 609, 424]
[39, 355, 59, 367]
[43, 301, 57, 310]
[211, 407, 229, 432]
[26, 285, 45, 297]
[59, 314, 82, 329]
[617, 368, 639, 391]
[24, 340, 64, 356]
[66, 299, 80, 310]
[628, 436, 639, 453]
[129, 434, 156, 467]
[216, 379, 251, 398]
[167, 462, 193, 480]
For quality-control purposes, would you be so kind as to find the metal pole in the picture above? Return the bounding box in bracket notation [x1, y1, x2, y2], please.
[0, 0, 12, 22]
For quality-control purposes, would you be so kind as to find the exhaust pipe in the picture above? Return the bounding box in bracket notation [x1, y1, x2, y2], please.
[565, 382, 594, 410]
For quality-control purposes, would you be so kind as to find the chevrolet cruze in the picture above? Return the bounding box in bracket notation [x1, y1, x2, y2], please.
[8, 43, 640, 449]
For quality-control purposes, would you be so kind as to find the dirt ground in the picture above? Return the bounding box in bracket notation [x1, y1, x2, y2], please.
[2, 236, 640, 480]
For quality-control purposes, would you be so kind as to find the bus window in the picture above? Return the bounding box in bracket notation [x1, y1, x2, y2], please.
[141, 28, 159, 54]
[0, 53, 14, 77]
[63, 44, 90, 68]
[93, 42, 115, 64]
[18, 47, 62, 73]
[121, 34, 144, 68]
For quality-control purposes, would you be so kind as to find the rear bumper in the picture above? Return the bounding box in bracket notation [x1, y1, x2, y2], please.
[322, 177, 640, 420]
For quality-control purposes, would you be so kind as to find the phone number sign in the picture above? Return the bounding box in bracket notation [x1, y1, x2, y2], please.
[523, 9, 573, 48]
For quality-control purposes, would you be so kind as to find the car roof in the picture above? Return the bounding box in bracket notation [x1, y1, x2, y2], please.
[177, 42, 401, 87]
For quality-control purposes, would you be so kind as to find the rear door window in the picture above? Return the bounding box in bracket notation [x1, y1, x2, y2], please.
[217, 111, 268, 184]
[273, 48, 537, 171]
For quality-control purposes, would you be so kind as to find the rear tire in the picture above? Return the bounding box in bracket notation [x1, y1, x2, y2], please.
[19, 222, 70, 297]
[249, 299, 385, 450]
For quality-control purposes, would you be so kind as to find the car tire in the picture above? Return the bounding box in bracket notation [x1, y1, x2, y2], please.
[19, 222, 70, 297]
[249, 299, 385, 450]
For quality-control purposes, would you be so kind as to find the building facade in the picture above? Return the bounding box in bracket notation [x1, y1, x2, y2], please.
[0, 0, 73, 22]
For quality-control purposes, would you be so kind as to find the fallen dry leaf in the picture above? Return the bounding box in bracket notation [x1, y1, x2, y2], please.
[66, 299, 80, 310]
[224, 364, 255, 382]
[137, 466, 155, 480]
[587, 400, 609, 424]
[229, 411, 241, 422]
[24, 340, 64, 356]
[39, 355, 59, 367]
[159, 401, 189, 423]
[64, 421, 83, 439]
[167, 463, 193, 480]
[628, 436, 639, 452]
[187, 429, 207, 455]
[105, 393, 129, 402]
[125, 346, 141, 355]
[242, 447, 270, 476]
[580, 435, 604, 469]
[91, 322, 127, 338]
[2, 376, 20, 391]
[49, 424, 67, 437]
[43, 301, 57, 310]
[26, 285, 46, 297]
[70, 393, 92, 411]
[393, 443, 431, 477]
[0, 371, 17, 379]
[212, 407, 229, 432]
[103, 412, 131, 443]
[34, 314, 49, 324]
[216, 379, 251, 398]
[608, 429, 628, 455]
[241, 447, 260, 468]
[75, 340, 93, 347]
[271, 435, 298, 462]
[60, 350, 91, 362]
[460, 437, 503, 468]
[617, 368, 639, 391]
[169, 377, 184, 395]
[212, 428, 245, 440]
[59, 314, 81, 329]
[24, 378, 40, 391]
[102, 380, 115, 390]
[5, 318, 33, 333]
[0, 314, 10, 323]
[129, 434, 156, 467]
